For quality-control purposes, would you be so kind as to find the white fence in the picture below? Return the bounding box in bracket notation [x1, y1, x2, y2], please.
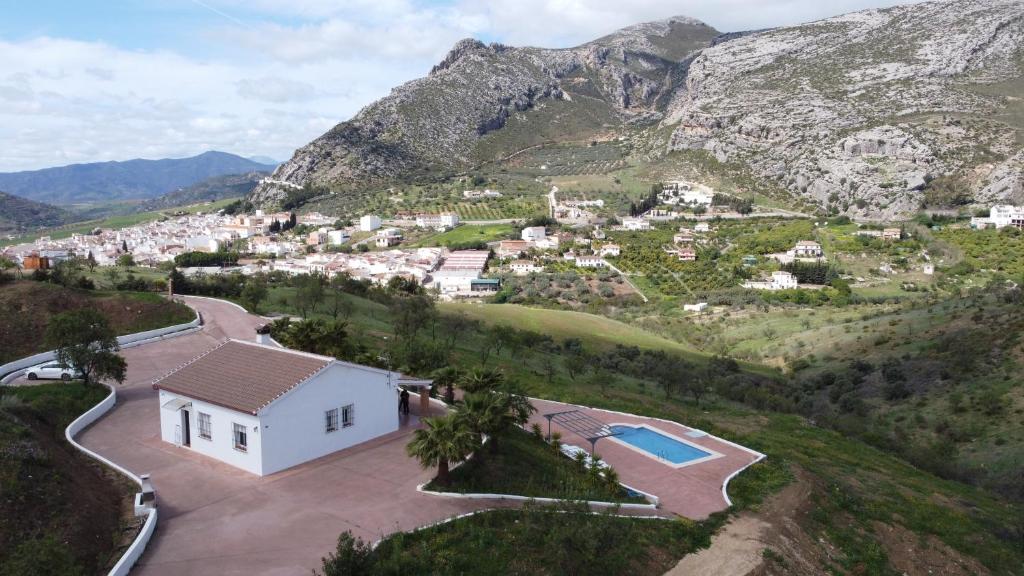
[0, 310, 201, 384]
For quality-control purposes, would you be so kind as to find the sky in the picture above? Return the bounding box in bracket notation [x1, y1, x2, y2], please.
[0, 0, 917, 172]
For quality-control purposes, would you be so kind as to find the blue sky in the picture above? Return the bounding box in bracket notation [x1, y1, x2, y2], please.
[0, 0, 915, 172]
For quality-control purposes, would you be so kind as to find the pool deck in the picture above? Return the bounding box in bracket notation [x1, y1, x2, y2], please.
[528, 399, 764, 520]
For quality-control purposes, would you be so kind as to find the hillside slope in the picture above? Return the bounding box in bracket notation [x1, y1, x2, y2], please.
[252, 0, 1024, 217]
[0, 191, 69, 233]
[135, 171, 268, 212]
[0, 151, 276, 205]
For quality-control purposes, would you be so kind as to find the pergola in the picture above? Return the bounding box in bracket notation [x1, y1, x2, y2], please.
[542, 409, 620, 454]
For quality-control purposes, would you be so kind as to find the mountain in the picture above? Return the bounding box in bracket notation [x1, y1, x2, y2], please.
[0, 191, 69, 234]
[0, 151, 277, 205]
[136, 171, 270, 212]
[250, 16, 720, 205]
[246, 156, 281, 166]
[251, 0, 1024, 218]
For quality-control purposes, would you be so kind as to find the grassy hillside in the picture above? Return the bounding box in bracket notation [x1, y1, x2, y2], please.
[0, 192, 69, 234]
[219, 277, 1023, 574]
[0, 281, 193, 364]
[0, 382, 135, 575]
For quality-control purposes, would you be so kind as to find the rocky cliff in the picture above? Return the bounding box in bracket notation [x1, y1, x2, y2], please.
[252, 0, 1024, 217]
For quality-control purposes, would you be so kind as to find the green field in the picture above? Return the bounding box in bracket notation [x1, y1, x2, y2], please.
[412, 223, 514, 247]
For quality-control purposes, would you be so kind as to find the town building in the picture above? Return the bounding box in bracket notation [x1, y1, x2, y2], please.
[497, 240, 532, 259]
[598, 244, 620, 257]
[622, 218, 651, 231]
[510, 260, 544, 275]
[360, 215, 382, 232]
[416, 212, 460, 229]
[521, 226, 547, 242]
[327, 230, 351, 245]
[375, 228, 403, 248]
[154, 339, 406, 477]
[430, 250, 491, 295]
[970, 205, 1024, 229]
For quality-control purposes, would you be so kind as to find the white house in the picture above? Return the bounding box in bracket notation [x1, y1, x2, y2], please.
[622, 218, 651, 231]
[598, 244, 620, 257]
[743, 270, 799, 291]
[683, 302, 708, 312]
[360, 215, 382, 232]
[416, 213, 460, 229]
[789, 240, 823, 259]
[521, 226, 547, 242]
[575, 255, 606, 268]
[510, 259, 543, 275]
[153, 339, 403, 476]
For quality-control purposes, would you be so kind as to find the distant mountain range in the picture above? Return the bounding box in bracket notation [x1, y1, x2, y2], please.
[0, 151, 277, 205]
[0, 191, 70, 234]
[252, 0, 1024, 218]
[136, 171, 269, 212]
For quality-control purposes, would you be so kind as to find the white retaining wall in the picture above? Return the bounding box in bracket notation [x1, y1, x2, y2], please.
[65, 381, 159, 576]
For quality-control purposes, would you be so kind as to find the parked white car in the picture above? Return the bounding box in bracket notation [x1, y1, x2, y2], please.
[25, 361, 81, 381]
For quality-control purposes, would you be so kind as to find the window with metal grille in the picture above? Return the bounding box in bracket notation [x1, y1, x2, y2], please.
[198, 412, 212, 440]
[325, 408, 339, 433]
[341, 404, 354, 428]
[232, 423, 247, 452]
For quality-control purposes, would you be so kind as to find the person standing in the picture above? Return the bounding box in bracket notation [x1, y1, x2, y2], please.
[399, 388, 410, 415]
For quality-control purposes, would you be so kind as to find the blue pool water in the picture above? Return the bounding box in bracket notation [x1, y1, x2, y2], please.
[609, 425, 712, 464]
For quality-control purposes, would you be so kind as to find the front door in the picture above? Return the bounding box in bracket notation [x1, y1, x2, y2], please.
[181, 409, 191, 447]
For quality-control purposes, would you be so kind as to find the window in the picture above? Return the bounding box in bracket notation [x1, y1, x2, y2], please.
[325, 408, 339, 433]
[341, 404, 354, 428]
[198, 412, 212, 440]
[232, 423, 247, 452]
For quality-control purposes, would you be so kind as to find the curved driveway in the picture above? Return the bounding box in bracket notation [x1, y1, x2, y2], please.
[77, 297, 498, 575]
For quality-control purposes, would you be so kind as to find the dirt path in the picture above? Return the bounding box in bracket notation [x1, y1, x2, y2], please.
[666, 470, 815, 576]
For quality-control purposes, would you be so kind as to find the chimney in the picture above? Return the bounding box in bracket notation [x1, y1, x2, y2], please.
[255, 324, 272, 345]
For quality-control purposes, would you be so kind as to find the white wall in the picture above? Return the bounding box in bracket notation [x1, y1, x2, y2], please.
[259, 363, 399, 476]
[158, 391, 264, 476]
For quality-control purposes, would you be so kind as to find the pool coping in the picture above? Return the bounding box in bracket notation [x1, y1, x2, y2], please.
[606, 422, 725, 469]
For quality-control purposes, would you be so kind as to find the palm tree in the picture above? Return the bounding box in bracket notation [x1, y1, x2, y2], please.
[406, 413, 479, 485]
[459, 367, 504, 394]
[460, 392, 511, 452]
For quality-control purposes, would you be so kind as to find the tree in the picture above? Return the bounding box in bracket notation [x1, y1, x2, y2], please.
[406, 413, 478, 485]
[121, 239, 128, 253]
[117, 253, 135, 270]
[431, 366, 460, 404]
[86, 251, 98, 272]
[45, 309, 126, 385]
[293, 274, 325, 318]
[460, 392, 511, 452]
[240, 274, 269, 313]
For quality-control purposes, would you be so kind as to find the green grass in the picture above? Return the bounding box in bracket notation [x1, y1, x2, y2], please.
[440, 302, 700, 357]
[411, 223, 515, 247]
[426, 427, 645, 503]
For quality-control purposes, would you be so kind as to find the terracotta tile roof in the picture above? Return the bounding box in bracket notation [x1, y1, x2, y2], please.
[153, 340, 332, 415]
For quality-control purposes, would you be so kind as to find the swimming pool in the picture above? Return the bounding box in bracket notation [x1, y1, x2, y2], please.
[609, 424, 715, 465]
